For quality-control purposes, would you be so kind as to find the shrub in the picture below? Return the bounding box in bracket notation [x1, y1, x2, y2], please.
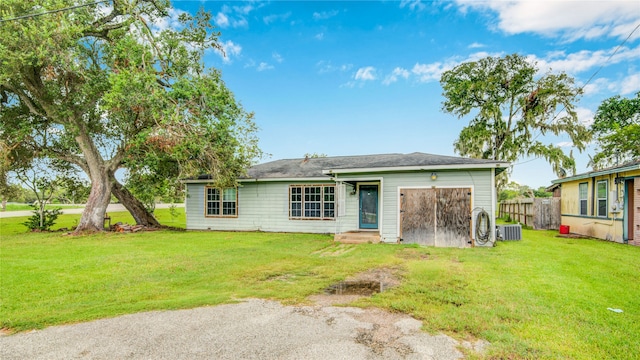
[22, 206, 62, 231]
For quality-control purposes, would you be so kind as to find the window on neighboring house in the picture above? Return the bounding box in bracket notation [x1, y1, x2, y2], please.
[579, 182, 588, 216]
[596, 180, 608, 217]
[290, 185, 335, 219]
[206, 187, 237, 217]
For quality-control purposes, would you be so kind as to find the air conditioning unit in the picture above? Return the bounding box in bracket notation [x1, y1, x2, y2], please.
[496, 224, 522, 241]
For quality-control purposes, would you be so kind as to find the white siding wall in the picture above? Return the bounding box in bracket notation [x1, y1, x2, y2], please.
[186, 181, 339, 233]
[334, 183, 359, 233]
[186, 169, 496, 243]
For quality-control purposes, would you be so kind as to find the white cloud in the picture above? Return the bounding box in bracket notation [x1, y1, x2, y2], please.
[216, 40, 242, 63]
[383, 67, 410, 85]
[232, 4, 254, 15]
[272, 52, 284, 63]
[317, 61, 353, 74]
[556, 141, 575, 148]
[214, 12, 230, 28]
[315, 32, 325, 40]
[530, 44, 640, 75]
[412, 62, 450, 82]
[244, 59, 256, 68]
[264, 12, 291, 25]
[401, 52, 498, 83]
[212, 5, 251, 29]
[340, 64, 353, 72]
[580, 70, 640, 96]
[400, 0, 427, 12]
[468, 42, 485, 49]
[620, 73, 640, 95]
[576, 107, 595, 127]
[454, 0, 640, 41]
[552, 107, 594, 129]
[257, 62, 274, 71]
[340, 81, 356, 89]
[232, 18, 248, 28]
[355, 66, 377, 81]
[581, 78, 610, 96]
[313, 10, 339, 20]
[149, 8, 186, 32]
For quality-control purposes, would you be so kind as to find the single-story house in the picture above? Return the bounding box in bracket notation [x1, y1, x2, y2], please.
[550, 160, 640, 245]
[184, 152, 509, 247]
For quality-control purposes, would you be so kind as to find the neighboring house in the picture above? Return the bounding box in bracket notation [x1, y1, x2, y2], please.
[184, 152, 509, 247]
[550, 160, 640, 245]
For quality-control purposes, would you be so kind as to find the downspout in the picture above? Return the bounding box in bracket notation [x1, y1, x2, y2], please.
[490, 166, 497, 244]
[591, 177, 596, 216]
[332, 172, 339, 236]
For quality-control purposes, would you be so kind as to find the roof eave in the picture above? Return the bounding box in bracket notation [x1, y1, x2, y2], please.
[551, 163, 640, 184]
[184, 177, 331, 184]
[322, 162, 510, 175]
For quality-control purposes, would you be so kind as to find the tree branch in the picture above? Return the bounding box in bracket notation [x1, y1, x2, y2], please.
[91, 5, 123, 28]
[2, 83, 47, 118]
[107, 145, 127, 173]
[48, 148, 88, 173]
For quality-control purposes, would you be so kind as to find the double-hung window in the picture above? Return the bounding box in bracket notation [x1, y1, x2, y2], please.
[596, 180, 608, 217]
[206, 187, 237, 217]
[290, 185, 335, 219]
[578, 183, 588, 216]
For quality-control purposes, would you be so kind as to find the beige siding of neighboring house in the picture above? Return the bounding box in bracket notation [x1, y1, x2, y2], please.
[559, 169, 640, 244]
[632, 177, 640, 246]
[560, 181, 581, 215]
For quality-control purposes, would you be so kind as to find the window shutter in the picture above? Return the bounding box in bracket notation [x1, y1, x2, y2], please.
[338, 184, 346, 217]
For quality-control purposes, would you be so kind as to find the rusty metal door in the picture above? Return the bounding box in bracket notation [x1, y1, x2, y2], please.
[400, 188, 471, 247]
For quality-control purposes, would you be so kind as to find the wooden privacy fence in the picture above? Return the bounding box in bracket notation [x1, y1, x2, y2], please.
[499, 198, 561, 230]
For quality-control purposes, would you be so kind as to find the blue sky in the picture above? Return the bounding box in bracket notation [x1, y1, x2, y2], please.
[168, 0, 640, 188]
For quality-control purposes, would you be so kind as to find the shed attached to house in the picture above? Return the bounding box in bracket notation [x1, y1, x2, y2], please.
[184, 152, 509, 247]
[551, 160, 640, 245]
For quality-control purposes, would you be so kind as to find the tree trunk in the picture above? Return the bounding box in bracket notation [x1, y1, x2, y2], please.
[73, 126, 113, 233]
[111, 178, 161, 227]
[75, 171, 112, 233]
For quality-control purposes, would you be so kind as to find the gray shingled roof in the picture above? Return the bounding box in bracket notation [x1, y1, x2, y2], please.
[551, 158, 640, 184]
[239, 152, 508, 179]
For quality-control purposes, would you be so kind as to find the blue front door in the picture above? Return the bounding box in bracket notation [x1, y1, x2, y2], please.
[359, 185, 378, 229]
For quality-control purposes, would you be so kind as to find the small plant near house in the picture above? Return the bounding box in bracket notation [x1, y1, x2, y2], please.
[168, 204, 180, 220]
[22, 205, 62, 231]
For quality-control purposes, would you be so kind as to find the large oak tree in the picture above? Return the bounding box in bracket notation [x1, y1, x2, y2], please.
[0, 0, 261, 232]
[590, 92, 640, 168]
[440, 54, 591, 184]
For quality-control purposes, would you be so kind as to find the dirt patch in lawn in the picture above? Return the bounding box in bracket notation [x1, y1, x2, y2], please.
[309, 267, 402, 306]
[396, 248, 432, 260]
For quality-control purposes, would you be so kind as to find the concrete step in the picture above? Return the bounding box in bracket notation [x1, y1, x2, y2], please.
[334, 232, 380, 244]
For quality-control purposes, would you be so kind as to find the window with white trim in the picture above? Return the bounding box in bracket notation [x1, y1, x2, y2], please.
[206, 187, 237, 217]
[596, 180, 607, 217]
[578, 182, 588, 216]
[323, 186, 335, 218]
[290, 185, 335, 219]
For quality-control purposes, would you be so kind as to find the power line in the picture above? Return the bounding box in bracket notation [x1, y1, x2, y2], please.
[515, 21, 640, 168]
[531, 22, 640, 138]
[580, 22, 640, 92]
[0, 1, 108, 23]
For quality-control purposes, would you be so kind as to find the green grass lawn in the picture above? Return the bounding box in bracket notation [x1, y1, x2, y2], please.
[1, 211, 639, 359]
[1, 203, 85, 211]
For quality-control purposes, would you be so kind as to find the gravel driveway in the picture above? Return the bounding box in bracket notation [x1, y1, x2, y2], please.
[1, 299, 487, 359]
